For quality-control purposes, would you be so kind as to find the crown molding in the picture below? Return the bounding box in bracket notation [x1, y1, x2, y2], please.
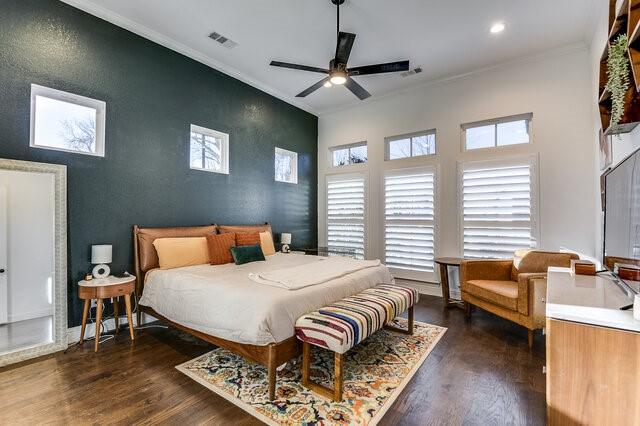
[58, 0, 319, 116]
[317, 41, 589, 117]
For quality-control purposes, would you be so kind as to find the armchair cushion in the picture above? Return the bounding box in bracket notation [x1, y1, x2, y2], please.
[465, 280, 518, 311]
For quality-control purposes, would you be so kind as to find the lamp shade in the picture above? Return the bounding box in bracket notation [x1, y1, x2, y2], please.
[91, 245, 112, 264]
[280, 233, 292, 245]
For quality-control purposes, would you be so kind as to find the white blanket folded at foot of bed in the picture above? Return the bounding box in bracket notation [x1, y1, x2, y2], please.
[248, 256, 382, 290]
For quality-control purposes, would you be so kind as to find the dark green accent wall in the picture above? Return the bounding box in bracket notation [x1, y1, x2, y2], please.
[0, 0, 318, 327]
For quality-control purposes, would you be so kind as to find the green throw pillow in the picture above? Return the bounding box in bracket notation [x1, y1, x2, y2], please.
[231, 244, 266, 265]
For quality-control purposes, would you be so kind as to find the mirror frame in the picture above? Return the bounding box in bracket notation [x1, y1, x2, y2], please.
[0, 159, 67, 367]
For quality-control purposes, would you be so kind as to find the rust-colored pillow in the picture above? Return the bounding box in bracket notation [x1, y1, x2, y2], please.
[206, 233, 236, 265]
[236, 232, 261, 247]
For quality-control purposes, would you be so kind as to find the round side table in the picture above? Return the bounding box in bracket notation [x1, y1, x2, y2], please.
[78, 275, 136, 352]
[434, 257, 466, 310]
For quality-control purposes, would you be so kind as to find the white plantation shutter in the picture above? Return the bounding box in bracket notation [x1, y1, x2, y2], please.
[327, 174, 366, 259]
[461, 158, 538, 258]
[384, 168, 436, 279]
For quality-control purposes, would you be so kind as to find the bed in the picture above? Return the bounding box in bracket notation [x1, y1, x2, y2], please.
[132, 224, 393, 400]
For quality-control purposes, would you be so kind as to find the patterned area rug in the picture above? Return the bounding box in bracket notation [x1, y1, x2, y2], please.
[176, 320, 446, 425]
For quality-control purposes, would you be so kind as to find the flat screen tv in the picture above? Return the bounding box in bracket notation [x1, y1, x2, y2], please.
[604, 147, 640, 262]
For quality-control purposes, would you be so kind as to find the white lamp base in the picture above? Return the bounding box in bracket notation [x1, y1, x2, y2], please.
[92, 264, 110, 279]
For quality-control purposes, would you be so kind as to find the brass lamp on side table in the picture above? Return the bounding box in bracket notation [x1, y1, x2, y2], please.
[78, 275, 136, 352]
[434, 257, 466, 310]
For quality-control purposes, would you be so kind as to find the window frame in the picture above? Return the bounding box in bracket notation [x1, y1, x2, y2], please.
[383, 165, 438, 282]
[325, 171, 369, 259]
[457, 154, 540, 259]
[274, 147, 298, 184]
[461, 113, 533, 152]
[29, 84, 106, 157]
[189, 124, 230, 175]
[329, 141, 368, 167]
[384, 129, 437, 161]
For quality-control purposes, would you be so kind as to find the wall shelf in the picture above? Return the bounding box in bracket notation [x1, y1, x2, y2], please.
[599, 0, 640, 135]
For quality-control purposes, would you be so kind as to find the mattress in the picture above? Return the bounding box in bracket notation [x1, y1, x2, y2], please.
[139, 253, 394, 345]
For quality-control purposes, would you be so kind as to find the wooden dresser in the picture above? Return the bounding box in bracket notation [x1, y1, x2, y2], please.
[545, 267, 640, 425]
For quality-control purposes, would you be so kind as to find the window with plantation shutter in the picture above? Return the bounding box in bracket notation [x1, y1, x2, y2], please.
[327, 174, 366, 259]
[384, 168, 436, 280]
[460, 157, 538, 258]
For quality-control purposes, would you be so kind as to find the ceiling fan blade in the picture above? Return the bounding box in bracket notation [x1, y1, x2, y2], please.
[334, 32, 356, 66]
[348, 60, 410, 76]
[270, 61, 329, 74]
[296, 77, 331, 97]
[344, 77, 371, 100]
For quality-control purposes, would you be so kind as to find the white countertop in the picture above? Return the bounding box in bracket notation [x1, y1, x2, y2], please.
[546, 267, 640, 333]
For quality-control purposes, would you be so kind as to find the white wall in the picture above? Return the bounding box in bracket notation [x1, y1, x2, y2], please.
[0, 170, 55, 322]
[318, 47, 598, 280]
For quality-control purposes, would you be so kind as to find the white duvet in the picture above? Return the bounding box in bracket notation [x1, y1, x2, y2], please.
[139, 253, 393, 345]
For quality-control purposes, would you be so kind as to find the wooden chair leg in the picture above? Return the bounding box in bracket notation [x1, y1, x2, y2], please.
[528, 329, 534, 349]
[334, 352, 343, 402]
[79, 299, 90, 344]
[302, 342, 310, 387]
[464, 301, 472, 320]
[94, 299, 103, 352]
[267, 344, 277, 401]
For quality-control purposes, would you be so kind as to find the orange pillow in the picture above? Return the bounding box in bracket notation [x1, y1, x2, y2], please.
[152, 237, 210, 269]
[259, 231, 276, 256]
[206, 233, 236, 265]
[236, 232, 261, 247]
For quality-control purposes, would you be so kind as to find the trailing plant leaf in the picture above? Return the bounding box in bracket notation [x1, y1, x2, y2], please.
[606, 34, 630, 126]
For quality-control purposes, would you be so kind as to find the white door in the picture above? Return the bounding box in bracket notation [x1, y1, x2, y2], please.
[0, 187, 7, 324]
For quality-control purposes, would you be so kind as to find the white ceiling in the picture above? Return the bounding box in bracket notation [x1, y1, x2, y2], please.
[62, 0, 599, 116]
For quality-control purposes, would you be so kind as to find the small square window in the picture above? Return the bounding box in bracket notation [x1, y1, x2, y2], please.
[385, 130, 436, 160]
[462, 114, 532, 151]
[275, 147, 298, 184]
[30, 84, 106, 156]
[190, 125, 229, 174]
[330, 142, 368, 167]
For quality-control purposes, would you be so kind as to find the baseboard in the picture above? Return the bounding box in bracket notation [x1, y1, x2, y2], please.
[394, 278, 443, 297]
[8, 307, 54, 323]
[66, 312, 158, 345]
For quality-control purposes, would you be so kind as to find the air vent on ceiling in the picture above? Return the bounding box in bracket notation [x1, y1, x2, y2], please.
[401, 67, 423, 78]
[208, 31, 238, 49]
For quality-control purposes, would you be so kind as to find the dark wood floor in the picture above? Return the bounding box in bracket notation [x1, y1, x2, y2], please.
[0, 295, 546, 425]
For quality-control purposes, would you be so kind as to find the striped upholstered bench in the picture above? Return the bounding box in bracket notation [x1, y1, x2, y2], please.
[294, 284, 419, 401]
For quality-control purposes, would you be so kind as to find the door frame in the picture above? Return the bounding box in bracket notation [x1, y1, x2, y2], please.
[0, 159, 67, 366]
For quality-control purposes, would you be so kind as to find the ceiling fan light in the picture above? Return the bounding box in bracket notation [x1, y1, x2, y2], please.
[330, 75, 347, 85]
[323, 81, 333, 88]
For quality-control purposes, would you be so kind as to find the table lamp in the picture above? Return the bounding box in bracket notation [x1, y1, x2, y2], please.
[280, 233, 291, 253]
[91, 245, 112, 278]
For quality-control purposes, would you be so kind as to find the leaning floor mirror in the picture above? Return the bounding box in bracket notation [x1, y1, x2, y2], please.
[0, 159, 67, 367]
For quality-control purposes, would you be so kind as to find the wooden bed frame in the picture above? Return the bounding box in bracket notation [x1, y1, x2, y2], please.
[132, 224, 301, 401]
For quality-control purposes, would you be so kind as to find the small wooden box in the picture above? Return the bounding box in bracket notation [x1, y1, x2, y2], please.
[615, 263, 640, 281]
[571, 260, 596, 276]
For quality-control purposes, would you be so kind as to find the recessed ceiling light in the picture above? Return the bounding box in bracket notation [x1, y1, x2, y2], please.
[490, 22, 505, 34]
[323, 81, 333, 88]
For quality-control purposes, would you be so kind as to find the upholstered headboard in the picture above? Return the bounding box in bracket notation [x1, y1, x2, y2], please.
[133, 224, 217, 295]
[132, 223, 272, 296]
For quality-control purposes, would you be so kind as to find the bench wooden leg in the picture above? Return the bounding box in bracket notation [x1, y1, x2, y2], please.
[301, 341, 345, 402]
[334, 352, 343, 401]
[268, 344, 277, 401]
[383, 305, 415, 335]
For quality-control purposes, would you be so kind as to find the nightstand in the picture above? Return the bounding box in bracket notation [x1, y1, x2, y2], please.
[78, 275, 136, 352]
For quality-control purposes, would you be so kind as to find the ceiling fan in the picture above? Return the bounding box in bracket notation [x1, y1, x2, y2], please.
[269, 0, 410, 100]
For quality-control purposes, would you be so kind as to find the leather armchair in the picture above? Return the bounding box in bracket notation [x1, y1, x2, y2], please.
[460, 250, 578, 348]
